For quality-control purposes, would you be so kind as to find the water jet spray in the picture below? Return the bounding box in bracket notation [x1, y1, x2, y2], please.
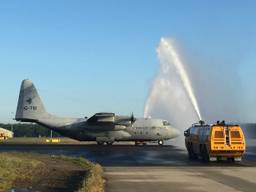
[160, 38, 202, 120]
[144, 38, 202, 127]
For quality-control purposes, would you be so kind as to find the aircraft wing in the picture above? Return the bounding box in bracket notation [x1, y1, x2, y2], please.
[86, 113, 135, 130]
[87, 113, 115, 123]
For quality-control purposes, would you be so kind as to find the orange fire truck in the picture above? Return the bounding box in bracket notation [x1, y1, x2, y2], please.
[184, 121, 246, 162]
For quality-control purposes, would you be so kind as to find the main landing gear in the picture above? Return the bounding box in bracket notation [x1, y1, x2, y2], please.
[134, 140, 164, 146]
[135, 141, 147, 146]
[97, 141, 114, 145]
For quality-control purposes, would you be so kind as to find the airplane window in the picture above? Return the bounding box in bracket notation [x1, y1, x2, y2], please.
[163, 121, 170, 126]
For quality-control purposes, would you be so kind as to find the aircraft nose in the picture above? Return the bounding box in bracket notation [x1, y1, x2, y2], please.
[167, 126, 180, 138]
[173, 128, 180, 137]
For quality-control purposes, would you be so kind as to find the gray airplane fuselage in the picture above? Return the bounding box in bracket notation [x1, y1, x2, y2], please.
[15, 80, 179, 145]
[35, 116, 178, 142]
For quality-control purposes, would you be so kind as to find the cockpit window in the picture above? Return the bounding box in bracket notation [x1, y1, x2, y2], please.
[163, 121, 170, 126]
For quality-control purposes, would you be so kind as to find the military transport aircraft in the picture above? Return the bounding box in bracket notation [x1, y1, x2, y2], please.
[15, 79, 179, 145]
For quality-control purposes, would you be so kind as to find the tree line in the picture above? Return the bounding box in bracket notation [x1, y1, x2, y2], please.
[1, 122, 255, 138]
[0, 123, 60, 137]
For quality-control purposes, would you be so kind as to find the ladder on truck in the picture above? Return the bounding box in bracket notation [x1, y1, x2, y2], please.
[225, 127, 230, 145]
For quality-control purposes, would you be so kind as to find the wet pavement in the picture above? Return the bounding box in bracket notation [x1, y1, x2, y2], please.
[1, 144, 256, 191]
[0, 144, 256, 166]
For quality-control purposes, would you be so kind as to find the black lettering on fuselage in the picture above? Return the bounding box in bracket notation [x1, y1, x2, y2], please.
[24, 106, 37, 111]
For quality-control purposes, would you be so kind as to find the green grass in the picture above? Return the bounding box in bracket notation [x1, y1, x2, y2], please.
[0, 153, 43, 191]
[51, 155, 105, 192]
[0, 153, 104, 192]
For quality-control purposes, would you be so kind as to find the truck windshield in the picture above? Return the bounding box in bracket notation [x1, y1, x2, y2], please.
[214, 131, 224, 138]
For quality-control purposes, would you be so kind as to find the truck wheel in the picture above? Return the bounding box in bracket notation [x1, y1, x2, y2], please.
[188, 144, 197, 160]
[188, 151, 198, 160]
[202, 145, 210, 161]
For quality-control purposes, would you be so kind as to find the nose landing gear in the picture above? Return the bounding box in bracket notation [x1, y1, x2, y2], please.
[158, 140, 164, 146]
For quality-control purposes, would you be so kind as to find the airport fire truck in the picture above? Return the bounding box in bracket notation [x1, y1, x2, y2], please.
[184, 121, 246, 162]
[0, 127, 13, 140]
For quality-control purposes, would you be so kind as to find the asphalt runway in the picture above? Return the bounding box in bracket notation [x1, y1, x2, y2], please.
[1, 144, 256, 192]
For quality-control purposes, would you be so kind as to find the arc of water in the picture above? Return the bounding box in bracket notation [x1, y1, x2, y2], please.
[160, 38, 201, 120]
[144, 38, 202, 120]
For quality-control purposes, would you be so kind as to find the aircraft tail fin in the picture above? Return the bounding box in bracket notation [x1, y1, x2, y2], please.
[15, 79, 48, 122]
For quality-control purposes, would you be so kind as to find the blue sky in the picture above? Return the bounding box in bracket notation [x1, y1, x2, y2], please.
[0, 1, 255, 123]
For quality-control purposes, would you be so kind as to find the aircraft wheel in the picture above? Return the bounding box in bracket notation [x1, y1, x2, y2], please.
[106, 142, 114, 145]
[158, 140, 164, 146]
[97, 141, 104, 145]
[135, 141, 139, 146]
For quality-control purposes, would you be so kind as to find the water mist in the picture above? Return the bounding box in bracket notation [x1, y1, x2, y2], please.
[144, 37, 202, 146]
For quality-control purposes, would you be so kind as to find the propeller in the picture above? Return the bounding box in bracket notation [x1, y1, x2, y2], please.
[130, 113, 136, 123]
